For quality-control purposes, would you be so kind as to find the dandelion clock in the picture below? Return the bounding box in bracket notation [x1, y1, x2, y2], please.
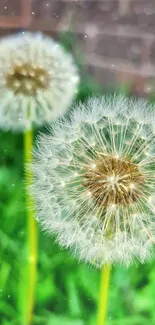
[0, 32, 79, 131]
[31, 95, 155, 324]
[0, 31, 79, 325]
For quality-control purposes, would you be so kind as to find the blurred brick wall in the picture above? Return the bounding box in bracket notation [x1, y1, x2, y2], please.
[1, 0, 155, 96]
[0, 0, 31, 27]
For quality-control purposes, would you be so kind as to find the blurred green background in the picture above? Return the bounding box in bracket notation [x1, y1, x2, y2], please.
[1, 77, 155, 325]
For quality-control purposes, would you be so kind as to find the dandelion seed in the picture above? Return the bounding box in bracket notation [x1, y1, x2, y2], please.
[31, 95, 155, 267]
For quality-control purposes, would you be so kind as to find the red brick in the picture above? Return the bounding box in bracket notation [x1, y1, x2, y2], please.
[87, 65, 118, 88]
[73, 0, 119, 29]
[129, 0, 155, 32]
[75, 32, 95, 56]
[72, 0, 155, 33]
[0, 0, 20, 16]
[0, 28, 22, 36]
[150, 41, 155, 65]
[94, 35, 143, 66]
[32, 0, 67, 19]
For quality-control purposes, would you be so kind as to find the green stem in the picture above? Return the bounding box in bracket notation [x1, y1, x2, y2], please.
[24, 129, 37, 325]
[97, 264, 112, 325]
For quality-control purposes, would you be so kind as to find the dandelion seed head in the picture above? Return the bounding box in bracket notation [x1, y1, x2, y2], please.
[84, 156, 144, 206]
[31, 95, 155, 267]
[6, 63, 50, 96]
[0, 32, 79, 131]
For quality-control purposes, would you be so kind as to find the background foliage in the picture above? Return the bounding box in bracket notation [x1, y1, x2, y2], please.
[1, 36, 155, 325]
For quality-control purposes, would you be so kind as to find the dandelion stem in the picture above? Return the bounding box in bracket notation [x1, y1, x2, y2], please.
[97, 264, 112, 325]
[24, 129, 37, 325]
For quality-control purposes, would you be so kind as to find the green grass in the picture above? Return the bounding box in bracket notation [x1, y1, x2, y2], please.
[1, 78, 155, 325]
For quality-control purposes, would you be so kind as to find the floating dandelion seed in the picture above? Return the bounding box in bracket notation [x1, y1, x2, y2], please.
[0, 32, 79, 131]
[31, 95, 155, 267]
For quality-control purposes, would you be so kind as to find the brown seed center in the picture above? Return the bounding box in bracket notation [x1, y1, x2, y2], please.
[6, 63, 49, 96]
[84, 156, 144, 206]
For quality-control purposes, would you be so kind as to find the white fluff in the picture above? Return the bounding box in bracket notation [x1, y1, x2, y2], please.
[31, 95, 155, 267]
[0, 32, 79, 131]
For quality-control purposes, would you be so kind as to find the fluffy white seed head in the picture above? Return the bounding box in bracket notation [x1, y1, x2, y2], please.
[31, 95, 155, 267]
[0, 32, 79, 131]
